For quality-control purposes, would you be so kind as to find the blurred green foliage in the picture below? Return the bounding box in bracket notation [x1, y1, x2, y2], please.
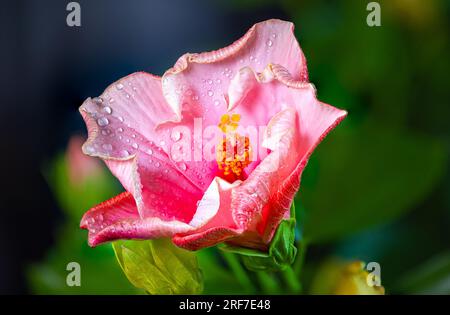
[28, 153, 140, 294]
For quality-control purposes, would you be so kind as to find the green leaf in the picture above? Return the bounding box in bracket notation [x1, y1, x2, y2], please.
[113, 239, 203, 294]
[300, 121, 447, 243]
[220, 219, 297, 272]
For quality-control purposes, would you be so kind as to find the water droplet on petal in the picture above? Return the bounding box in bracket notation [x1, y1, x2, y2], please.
[132, 143, 139, 149]
[155, 162, 161, 168]
[266, 39, 273, 47]
[178, 162, 187, 171]
[97, 117, 109, 126]
[84, 145, 95, 154]
[117, 127, 123, 133]
[116, 83, 124, 90]
[93, 97, 103, 104]
[117, 116, 124, 122]
[214, 99, 220, 106]
[147, 148, 153, 155]
[109, 98, 114, 103]
[207, 90, 214, 97]
[119, 150, 130, 157]
[103, 106, 112, 114]
[101, 129, 111, 136]
[207, 79, 213, 85]
[102, 143, 113, 151]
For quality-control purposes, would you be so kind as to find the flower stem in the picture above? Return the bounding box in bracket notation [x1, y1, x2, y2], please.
[221, 251, 256, 294]
[256, 272, 281, 294]
[282, 265, 302, 294]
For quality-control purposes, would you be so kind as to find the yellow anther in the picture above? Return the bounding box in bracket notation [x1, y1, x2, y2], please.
[231, 114, 241, 122]
[216, 133, 252, 179]
[220, 114, 230, 123]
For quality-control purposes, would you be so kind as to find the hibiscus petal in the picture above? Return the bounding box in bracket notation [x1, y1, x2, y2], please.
[79, 72, 214, 219]
[160, 19, 307, 126]
[80, 192, 193, 247]
[80, 72, 177, 160]
[172, 177, 241, 250]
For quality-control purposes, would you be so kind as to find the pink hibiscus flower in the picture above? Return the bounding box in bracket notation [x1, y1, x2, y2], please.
[79, 19, 347, 251]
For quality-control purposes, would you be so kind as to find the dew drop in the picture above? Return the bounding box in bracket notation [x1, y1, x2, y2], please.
[266, 39, 273, 47]
[97, 117, 109, 126]
[207, 79, 213, 85]
[101, 129, 111, 136]
[216, 79, 221, 84]
[214, 99, 220, 106]
[207, 90, 214, 97]
[84, 145, 95, 154]
[109, 98, 114, 103]
[116, 83, 124, 90]
[119, 150, 130, 157]
[93, 97, 103, 104]
[178, 162, 187, 171]
[117, 116, 124, 122]
[103, 106, 112, 114]
[117, 127, 124, 133]
[102, 143, 113, 151]
[155, 162, 161, 168]
[147, 148, 153, 155]
[132, 143, 139, 149]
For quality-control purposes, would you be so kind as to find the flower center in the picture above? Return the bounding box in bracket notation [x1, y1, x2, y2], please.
[216, 114, 252, 181]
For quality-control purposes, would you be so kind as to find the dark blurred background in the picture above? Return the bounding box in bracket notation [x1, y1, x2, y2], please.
[1, 0, 449, 294]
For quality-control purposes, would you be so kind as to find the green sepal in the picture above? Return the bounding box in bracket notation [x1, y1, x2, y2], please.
[219, 218, 297, 272]
[113, 238, 203, 294]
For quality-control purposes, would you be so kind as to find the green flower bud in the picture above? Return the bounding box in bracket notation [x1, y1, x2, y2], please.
[220, 218, 298, 272]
